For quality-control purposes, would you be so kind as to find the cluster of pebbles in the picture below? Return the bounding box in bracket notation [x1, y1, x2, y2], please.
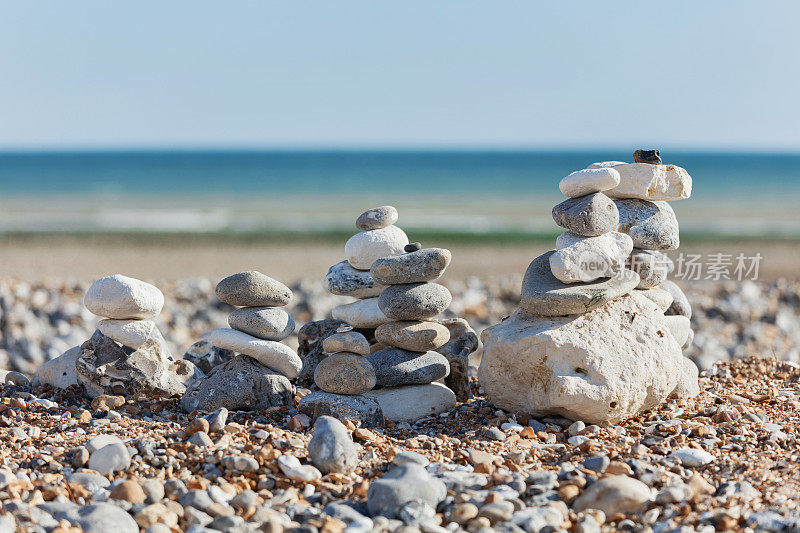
[480, 151, 699, 424]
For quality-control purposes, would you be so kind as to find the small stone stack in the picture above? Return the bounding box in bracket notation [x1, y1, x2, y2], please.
[479, 150, 698, 424]
[181, 271, 300, 413]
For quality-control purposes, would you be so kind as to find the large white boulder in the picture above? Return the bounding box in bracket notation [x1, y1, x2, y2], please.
[605, 163, 692, 201]
[550, 231, 633, 283]
[344, 226, 409, 270]
[478, 292, 685, 424]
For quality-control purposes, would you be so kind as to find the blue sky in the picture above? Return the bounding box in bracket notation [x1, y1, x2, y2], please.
[1, 1, 799, 150]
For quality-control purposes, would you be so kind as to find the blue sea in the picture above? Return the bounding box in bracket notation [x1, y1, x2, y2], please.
[1, 150, 798, 236]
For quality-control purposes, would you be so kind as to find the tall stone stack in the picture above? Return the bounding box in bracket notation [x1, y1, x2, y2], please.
[181, 271, 301, 412]
[479, 150, 699, 424]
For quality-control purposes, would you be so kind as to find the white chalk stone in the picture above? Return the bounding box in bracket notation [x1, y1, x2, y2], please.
[550, 231, 633, 283]
[97, 319, 156, 349]
[209, 328, 301, 379]
[636, 287, 673, 313]
[37, 346, 81, 389]
[344, 226, 409, 270]
[672, 357, 700, 399]
[586, 161, 627, 169]
[84, 275, 164, 320]
[364, 383, 456, 423]
[606, 163, 692, 201]
[664, 315, 691, 347]
[559, 168, 621, 197]
[331, 297, 392, 328]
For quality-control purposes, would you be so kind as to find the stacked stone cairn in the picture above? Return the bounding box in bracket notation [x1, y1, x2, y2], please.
[37, 274, 191, 398]
[181, 271, 301, 413]
[479, 150, 699, 424]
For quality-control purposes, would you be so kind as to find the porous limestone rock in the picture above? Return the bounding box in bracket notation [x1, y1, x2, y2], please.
[615, 199, 680, 251]
[478, 292, 685, 424]
[605, 163, 692, 201]
[636, 287, 673, 313]
[209, 328, 301, 379]
[664, 315, 691, 347]
[551, 193, 620, 237]
[84, 275, 164, 320]
[345, 226, 409, 270]
[550, 231, 633, 283]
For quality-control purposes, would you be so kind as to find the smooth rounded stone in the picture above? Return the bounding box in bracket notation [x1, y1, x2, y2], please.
[404, 242, 422, 253]
[298, 391, 385, 427]
[366, 347, 450, 387]
[375, 321, 450, 351]
[392, 450, 430, 467]
[86, 434, 124, 453]
[356, 205, 399, 231]
[551, 193, 619, 237]
[96, 319, 156, 349]
[366, 463, 447, 519]
[314, 352, 377, 395]
[88, 441, 131, 475]
[37, 345, 81, 389]
[181, 355, 293, 413]
[636, 287, 673, 312]
[331, 298, 392, 328]
[633, 149, 662, 164]
[345, 225, 409, 270]
[661, 280, 692, 318]
[664, 315, 691, 347]
[606, 163, 692, 201]
[573, 475, 652, 516]
[669, 447, 714, 467]
[325, 260, 386, 298]
[56, 502, 139, 533]
[2, 370, 28, 387]
[215, 271, 292, 307]
[550, 231, 633, 283]
[277, 454, 322, 482]
[433, 317, 479, 402]
[228, 307, 295, 341]
[479, 292, 684, 424]
[521, 251, 640, 316]
[84, 275, 164, 320]
[364, 383, 456, 423]
[209, 328, 301, 379]
[684, 328, 694, 350]
[615, 199, 680, 250]
[296, 319, 350, 386]
[672, 357, 700, 399]
[308, 416, 358, 474]
[627, 249, 671, 288]
[559, 167, 621, 197]
[378, 283, 452, 321]
[323, 331, 370, 355]
[370, 248, 452, 285]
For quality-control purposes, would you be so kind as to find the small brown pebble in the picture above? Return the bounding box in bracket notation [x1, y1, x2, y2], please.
[91, 395, 125, 411]
[353, 428, 377, 441]
[558, 484, 580, 504]
[519, 426, 537, 439]
[473, 461, 494, 474]
[447, 502, 479, 525]
[185, 417, 210, 436]
[110, 479, 146, 504]
[605, 461, 633, 476]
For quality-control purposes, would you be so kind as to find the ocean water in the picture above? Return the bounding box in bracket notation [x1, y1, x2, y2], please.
[1, 150, 798, 236]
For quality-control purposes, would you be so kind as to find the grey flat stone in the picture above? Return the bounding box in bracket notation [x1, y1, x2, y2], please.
[228, 307, 295, 341]
[552, 193, 619, 237]
[356, 205, 398, 231]
[370, 248, 451, 285]
[378, 283, 452, 321]
[325, 260, 386, 299]
[366, 347, 450, 387]
[615, 199, 680, 250]
[215, 271, 292, 307]
[323, 331, 371, 356]
[520, 251, 640, 316]
[298, 391, 385, 427]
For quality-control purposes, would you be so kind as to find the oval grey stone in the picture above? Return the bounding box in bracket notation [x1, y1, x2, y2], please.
[615, 199, 680, 250]
[627, 249, 671, 289]
[322, 331, 370, 356]
[521, 251, 640, 316]
[325, 260, 386, 299]
[228, 307, 295, 341]
[356, 205, 399, 230]
[215, 271, 292, 307]
[366, 347, 450, 387]
[378, 283, 452, 320]
[552, 193, 620, 237]
[371, 248, 452, 285]
[366, 463, 447, 519]
[308, 416, 358, 474]
[661, 280, 692, 319]
[375, 321, 450, 351]
[314, 352, 377, 395]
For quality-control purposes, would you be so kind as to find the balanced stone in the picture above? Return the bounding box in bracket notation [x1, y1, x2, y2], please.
[404, 242, 422, 252]
[366, 347, 450, 387]
[633, 149, 662, 164]
[325, 260, 386, 299]
[605, 163, 692, 201]
[378, 282, 452, 320]
[559, 167, 620, 198]
[356, 205, 399, 231]
[375, 321, 450, 351]
[552, 193, 619, 237]
[314, 353, 377, 395]
[661, 280, 692, 318]
[298, 391, 385, 427]
[371, 248, 452, 285]
[96, 319, 156, 349]
[209, 328, 301, 379]
[345, 226, 409, 270]
[521, 251, 640, 316]
[84, 275, 164, 320]
[615, 199, 680, 250]
[215, 271, 292, 307]
[364, 383, 456, 423]
[228, 307, 295, 341]
[627, 249, 670, 289]
[664, 315, 691, 347]
[637, 287, 673, 312]
[322, 331, 370, 356]
[550, 231, 633, 283]
[434, 317, 479, 402]
[331, 298, 391, 328]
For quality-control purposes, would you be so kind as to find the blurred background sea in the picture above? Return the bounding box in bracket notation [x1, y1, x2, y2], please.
[2, 150, 799, 242]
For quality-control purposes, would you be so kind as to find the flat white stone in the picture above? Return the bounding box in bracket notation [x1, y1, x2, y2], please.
[587, 161, 627, 169]
[606, 163, 692, 201]
[636, 287, 673, 312]
[84, 274, 164, 320]
[559, 168, 620, 198]
[664, 315, 691, 347]
[37, 346, 81, 389]
[344, 226, 409, 270]
[550, 231, 633, 283]
[97, 319, 156, 349]
[209, 328, 301, 379]
[331, 297, 392, 328]
[364, 383, 456, 423]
